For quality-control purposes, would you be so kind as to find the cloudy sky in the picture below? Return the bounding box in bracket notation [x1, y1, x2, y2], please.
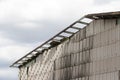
[0, 0, 120, 80]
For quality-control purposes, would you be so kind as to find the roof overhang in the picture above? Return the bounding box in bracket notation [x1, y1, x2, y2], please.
[10, 11, 120, 68]
[86, 11, 120, 19]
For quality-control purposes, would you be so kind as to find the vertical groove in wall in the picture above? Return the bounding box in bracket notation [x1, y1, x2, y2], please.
[19, 18, 120, 80]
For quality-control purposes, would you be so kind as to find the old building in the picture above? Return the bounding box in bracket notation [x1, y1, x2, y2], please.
[11, 11, 120, 80]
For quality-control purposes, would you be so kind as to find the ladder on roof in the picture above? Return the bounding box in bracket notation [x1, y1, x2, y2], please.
[10, 16, 93, 67]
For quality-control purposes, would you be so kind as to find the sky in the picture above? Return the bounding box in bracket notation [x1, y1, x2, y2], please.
[0, 0, 120, 80]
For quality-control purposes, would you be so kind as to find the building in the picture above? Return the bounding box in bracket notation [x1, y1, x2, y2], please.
[11, 11, 120, 80]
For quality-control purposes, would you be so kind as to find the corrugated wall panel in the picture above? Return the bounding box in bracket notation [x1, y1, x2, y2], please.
[19, 19, 120, 80]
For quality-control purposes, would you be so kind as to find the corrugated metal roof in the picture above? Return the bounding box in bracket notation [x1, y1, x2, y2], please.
[10, 11, 120, 68]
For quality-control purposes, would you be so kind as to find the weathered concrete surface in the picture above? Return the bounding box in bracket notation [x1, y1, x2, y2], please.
[19, 19, 120, 80]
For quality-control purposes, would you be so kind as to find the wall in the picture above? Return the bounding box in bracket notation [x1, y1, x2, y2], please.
[19, 18, 120, 80]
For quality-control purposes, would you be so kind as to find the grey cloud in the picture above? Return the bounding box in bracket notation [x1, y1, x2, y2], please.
[0, 73, 18, 80]
[0, 59, 10, 68]
[0, 59, 18, 80]
[0, 77, 17, 80]
[0, 20, 70, 44]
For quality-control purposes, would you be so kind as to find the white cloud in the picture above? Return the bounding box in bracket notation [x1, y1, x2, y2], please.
[0, 0, 119, 24]
[89, 0, 120, 13]
[0, 0, 94, 24]
[0, 0, 61, 22]
[94, 0, 119, 5]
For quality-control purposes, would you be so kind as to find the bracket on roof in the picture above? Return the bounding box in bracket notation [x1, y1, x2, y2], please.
[58, 35, 68, 38]
[70, 26, 81, 30]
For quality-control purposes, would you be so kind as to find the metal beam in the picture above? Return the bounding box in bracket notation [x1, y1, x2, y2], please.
[64, 31, 74, 34]
[71, 26, 81, 30]
[41, 47, 48, 49]
[52, 39, 61, 42]
[58, 35, 68, 38]
[77, 21, 89, 25]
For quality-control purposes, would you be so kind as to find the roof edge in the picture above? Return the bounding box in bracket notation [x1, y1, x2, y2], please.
[10, 11, 120, 68]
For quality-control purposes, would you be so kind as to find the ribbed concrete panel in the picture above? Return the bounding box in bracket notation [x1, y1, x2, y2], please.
[19, 18, 120, 80]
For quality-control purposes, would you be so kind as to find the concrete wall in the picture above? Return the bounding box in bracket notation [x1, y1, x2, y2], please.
[19, 18, 120, 80]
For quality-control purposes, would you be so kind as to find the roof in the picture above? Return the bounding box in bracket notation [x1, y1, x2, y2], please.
[86, 11, 120, 19]
[10, 11, 120, 68]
